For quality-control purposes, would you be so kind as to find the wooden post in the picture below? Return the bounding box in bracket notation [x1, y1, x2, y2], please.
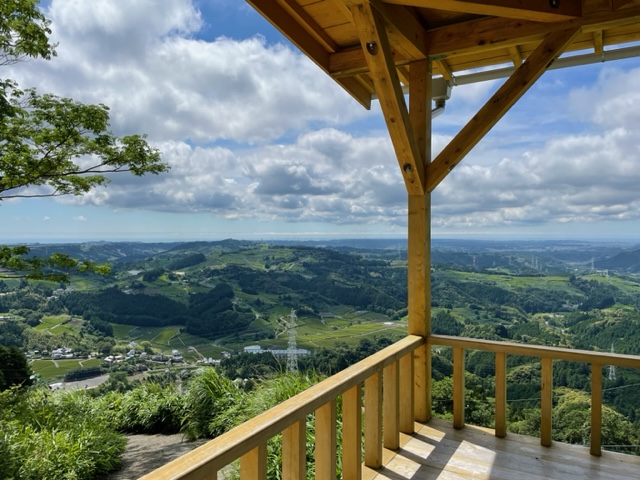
[591, 364, 603, 456]
[282, 419, 306, 480]
[383, 361, 400, 450]
[399, 352, 414, 433]
[408, 59, 432, 422]
[315, 400, 337, 480]
[240, 444, 267, 480]
[495, 352, 507, 438]
[453, 346, 465, 429]
[541, 358, 553, 447]
[365, 371, 383, 469]
[342, 385, 362, 480]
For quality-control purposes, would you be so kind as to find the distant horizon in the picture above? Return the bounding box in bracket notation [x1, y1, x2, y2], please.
[3, 234, 639, 246]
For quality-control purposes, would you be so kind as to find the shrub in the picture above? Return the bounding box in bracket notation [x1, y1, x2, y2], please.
[0, 388, 125, 479]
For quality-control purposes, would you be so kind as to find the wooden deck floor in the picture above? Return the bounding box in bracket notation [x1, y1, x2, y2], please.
[363, 418, 640, 480]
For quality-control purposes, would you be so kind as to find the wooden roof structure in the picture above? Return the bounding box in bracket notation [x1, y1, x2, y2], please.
[247, 0, 640, 195]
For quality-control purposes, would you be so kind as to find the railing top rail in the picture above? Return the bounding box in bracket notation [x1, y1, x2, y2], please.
[140, 334, 424, 480]
[429, 334, 640, 369]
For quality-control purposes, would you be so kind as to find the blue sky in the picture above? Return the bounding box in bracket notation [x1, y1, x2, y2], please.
[3, 0, 640, 243]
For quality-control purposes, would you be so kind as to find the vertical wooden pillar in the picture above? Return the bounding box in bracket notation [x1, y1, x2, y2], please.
[540, 358, 553, 447]
[365, 371, 383, 469]
[283, 419, 306, 480]
[591, 364, 602, 456]
[453, 346, 465, 429]
[240, 444, 267, 480]
[495, 352, 507, 438]
[399, 352, 414, 433]
[408, 59, 432, 422]
[342, 385, 362, 479]
[383, 361, 400, 450]
[316, 400, 337, 480]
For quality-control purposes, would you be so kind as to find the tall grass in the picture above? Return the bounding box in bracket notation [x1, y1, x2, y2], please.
[183, 369, 333, 479]
[0, 388, 126, 479]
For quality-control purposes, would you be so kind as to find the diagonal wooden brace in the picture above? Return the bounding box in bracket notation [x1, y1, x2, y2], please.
[426, 26, 581, 193]
[350, 0, 426, 195]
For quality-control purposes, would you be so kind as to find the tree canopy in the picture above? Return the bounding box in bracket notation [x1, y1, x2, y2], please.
[0, 0, 168, 280]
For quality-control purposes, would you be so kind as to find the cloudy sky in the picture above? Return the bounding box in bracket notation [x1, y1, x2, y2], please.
[3, 0, 640, 243]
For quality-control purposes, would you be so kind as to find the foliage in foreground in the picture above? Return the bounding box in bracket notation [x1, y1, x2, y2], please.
[0, 388, 126, 480]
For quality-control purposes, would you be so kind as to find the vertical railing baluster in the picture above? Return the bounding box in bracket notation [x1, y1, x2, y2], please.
[540, 357, 553, 447]
[342, 385, 362, 480]
[591, 363, 602, 456]
[240, 444, 267, 480]
[384, 361, 400, 450]
[315, 400, 337, 480]
[365, 371, 383, 469]
[399, 352, 414, 433]
[495, 352, 507, 438]
[453, 346, 465, 429]
[282, 419, 306, 480]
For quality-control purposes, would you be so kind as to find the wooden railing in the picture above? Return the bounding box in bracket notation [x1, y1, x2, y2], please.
[428, 334, 640, 456]
[141, 335, 425, 480]
[142, 333, 640, 479]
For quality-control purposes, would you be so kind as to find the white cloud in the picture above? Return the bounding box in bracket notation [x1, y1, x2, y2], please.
[5, 0, 640, 238]
[7, 0, 364, 144]
[73, 216, 88, 222]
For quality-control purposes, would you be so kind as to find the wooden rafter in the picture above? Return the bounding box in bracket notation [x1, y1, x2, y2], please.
[434, 58, 453, 80]
[328, 5, 640, 79]
[507, 45, 522, 67]
[376, 2, 428, 60]
[384, 0, 581, 22]
[247, 0, 371, 108]
[426, 5, 640, 59]
[426, 27, 581, 193]
[350, 1, 426, 195]
[279, 0, 338, 53]
[593, 30, 604, 54]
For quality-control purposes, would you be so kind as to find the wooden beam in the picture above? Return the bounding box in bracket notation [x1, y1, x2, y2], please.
[426, 27, 580, 193]
[280, 0, 338, 52]
[350, 1, 425, 194]
[434, 59, 453, 80]
[330, 5, 640, 76]
[425, 5, 640, 59]
[376, 1, 428, 60]
[593, 30, 604, 54]
[408, 59, 432, 422]
[384, 0, 581, 22]
[330, 46, 409, 78]
[247, 0, 370, 108]
[507, 45, 522, 67]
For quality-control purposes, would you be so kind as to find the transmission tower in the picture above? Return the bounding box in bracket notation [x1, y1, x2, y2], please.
[608, 344, 616, 381]
[286, 309, 298, 374]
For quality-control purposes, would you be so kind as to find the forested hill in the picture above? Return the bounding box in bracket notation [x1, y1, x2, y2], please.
[3, 238, 639, 349]
[3, 238, 640, 463]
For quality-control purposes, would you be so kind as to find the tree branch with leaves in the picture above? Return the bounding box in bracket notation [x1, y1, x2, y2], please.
[0, 0, 169, 281]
